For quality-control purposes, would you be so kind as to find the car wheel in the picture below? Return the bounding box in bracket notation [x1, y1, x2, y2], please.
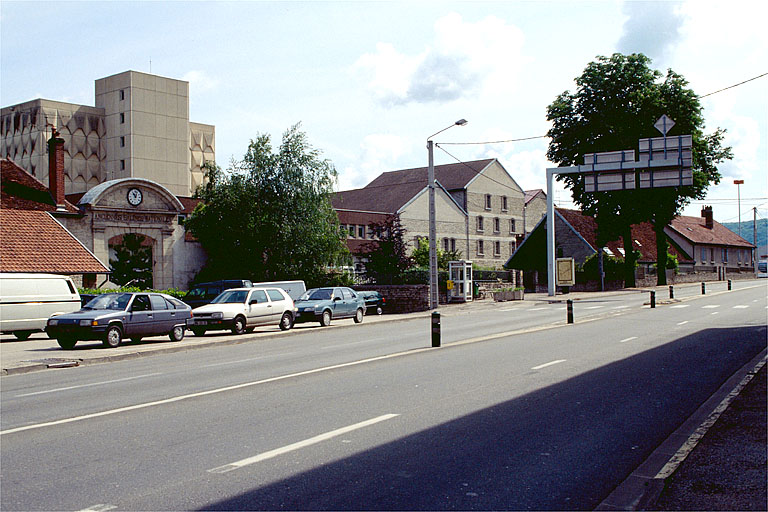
[57, 336, 77, 350]
[376, 306, 383, 315]
[231, 316, 246, 335]
[320, 310, 331, 327]
[191, 327, 206, 337]
[279, 312, 294, 331]
[169, 325, 185, 342]
[13, 330, 32, 341]
[102, 325, 122, 348]
[354, 308, 364, 323]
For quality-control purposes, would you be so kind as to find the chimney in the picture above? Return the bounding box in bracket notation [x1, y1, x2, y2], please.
[701, 205, 714, 229]
[48, 128, 66, 211]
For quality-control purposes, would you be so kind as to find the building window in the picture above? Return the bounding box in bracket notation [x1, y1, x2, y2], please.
[485, 194, 492, 210]
[477, 240, 484, 256]
[443, 238, 450, 251]
[119, 89, 125, 101]
[120, 160, 125, 171]
[501, 196, 508, 211]
[450, 238, 456, 252]
[723, 248, 728, 263]
[119, 112, 125, 124]
[348, 225, 355, 238]
[477, 216, 484, 232]
[710, 248, 715, 262]
[358, 225, 365, 239]
[700, 247, 706, 263]
[509, 219, 516, 234]
[493, 217, 500, 233]
[494, 241, 501, 256]
[510, 241, 516, 255]
[120, 136, 125, 148]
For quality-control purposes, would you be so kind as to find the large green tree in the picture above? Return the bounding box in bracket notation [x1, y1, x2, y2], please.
[109, 233, 153, 288]
[185, 124, 349, 284]
[361, 214, 412, 284]
[546, 53, 732, 286]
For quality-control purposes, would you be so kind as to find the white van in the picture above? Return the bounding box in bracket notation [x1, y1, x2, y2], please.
[252, 280, 306, 300]
[0, 273, 82, 340]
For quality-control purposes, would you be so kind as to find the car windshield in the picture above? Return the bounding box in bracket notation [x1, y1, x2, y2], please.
[186, 287, 205, 298]
[211, 290, 249, 304]
[83, 293, 132, 311]
[299, 288, 333, 301]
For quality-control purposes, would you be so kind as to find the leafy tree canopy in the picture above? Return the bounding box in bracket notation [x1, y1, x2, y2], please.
[185, 124, 349, 284]
[546, 53, 732, 285]
[411, 237, 462, 271]
[109, 233, 153, 288]
[361, 214, 412, 284]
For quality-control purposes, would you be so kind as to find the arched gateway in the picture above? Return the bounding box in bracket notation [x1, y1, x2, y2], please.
[58, 178, 204, 290]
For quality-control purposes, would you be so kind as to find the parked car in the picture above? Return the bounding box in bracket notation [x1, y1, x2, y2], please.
[1, 273, 81, 340]
[356, 290, 385, 315]
[46, 292, 192, 349]
[190, 287, 294, 336]
[183, 279, 253, 309]
[252, 280, 306, 300]
[294, 287, 366, 326]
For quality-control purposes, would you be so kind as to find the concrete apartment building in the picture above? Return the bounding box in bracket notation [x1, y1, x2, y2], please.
[1, 70, 215, 198]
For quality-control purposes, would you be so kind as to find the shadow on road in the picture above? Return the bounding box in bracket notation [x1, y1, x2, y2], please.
[199, 326, 766, 511]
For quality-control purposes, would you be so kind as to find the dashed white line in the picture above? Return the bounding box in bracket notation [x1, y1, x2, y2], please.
[207, 414, 399, 474]
[619, 337, 638, 343]
[711, 312, 719, 315]
[677, 321, 689, 326]
[702, 305, 720, 309]
[733, 305, 749, 309]
[15, 373, 162, 397]
[78, 505, 116, 512]
[531, 359, 566, 370]
[529, 307, 548, 311]
[613, 305, 630, 310]
[585, 305, 604, 310]
[671, 305, 690, 309]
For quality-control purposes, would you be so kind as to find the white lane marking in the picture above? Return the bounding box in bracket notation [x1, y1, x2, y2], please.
[702, 305, 720, 309]
[529, 307, 548, 311]
[677, 321, 689, 326]
[619, 337, 638, 343]
[585, 305, 604, 310]
[613, 305, 630, 310]
[201, 354, 297, 368]
[207, 414, 399, 474]
[322, 340, 377, 350]
[78, 505, 116, 512]
[0, 350, 424, 436]
[15, 373, 162, 398]
[671, 305, 690, 309]
[499, 308, 517, 312]
[733, 305, 749, 309]
[711, 312, 719, 315]
[531, 359, 566, 370]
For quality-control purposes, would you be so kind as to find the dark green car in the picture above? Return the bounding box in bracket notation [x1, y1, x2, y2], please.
[293, 287, 366, 326]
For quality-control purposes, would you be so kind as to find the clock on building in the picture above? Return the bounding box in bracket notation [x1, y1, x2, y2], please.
[127, 188, 143, 206]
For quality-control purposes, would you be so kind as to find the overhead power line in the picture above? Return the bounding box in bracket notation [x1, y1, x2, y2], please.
[700, 72, 768, 98]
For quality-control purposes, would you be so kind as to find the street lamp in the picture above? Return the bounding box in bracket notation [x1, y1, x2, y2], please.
[427, 119, 468, 309]
[734, 179, 744, 237]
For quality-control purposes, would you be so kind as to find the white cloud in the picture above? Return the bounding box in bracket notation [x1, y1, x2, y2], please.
[182, 70, 220, 94]
[353, 13, 527, 106]
[617, 1, 686, 63]
[339, 133, 413, 190]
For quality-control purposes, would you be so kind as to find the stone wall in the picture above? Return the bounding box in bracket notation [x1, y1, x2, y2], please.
[354, 284, 429, 313]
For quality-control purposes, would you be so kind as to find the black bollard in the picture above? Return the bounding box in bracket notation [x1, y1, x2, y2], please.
[650, 290, 656, 308]
[728, 279, 732, 291]
[431, 311, 441, 347]
[567, 299, 574, 324]
[669, 285, 674, 299]
[701, 282, 706, 295]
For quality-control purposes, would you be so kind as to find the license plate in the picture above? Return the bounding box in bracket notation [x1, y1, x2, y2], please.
[194, 320, 208, 325]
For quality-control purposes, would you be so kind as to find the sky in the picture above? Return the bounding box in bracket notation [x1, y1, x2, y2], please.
[2, 0, 766, 227]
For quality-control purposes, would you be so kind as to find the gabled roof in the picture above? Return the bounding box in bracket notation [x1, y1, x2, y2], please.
[0, 209, 109, 273]
[1, 159, 79, 213]
[332, 187, 398, 213]
[364, 158, 496, 192]
[668, 215, 754, 248]
[524, 189, 545, 204]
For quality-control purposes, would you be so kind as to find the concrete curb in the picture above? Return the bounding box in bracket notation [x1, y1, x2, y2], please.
[596, 348, 768, 511]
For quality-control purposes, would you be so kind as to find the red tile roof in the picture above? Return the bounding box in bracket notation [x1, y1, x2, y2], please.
[556, 208, 692, 262]
[524, 189, 545, 204]
[0, 209, 109, 273]
[668, 215, 754, 248]
[1, 159, 79, 213]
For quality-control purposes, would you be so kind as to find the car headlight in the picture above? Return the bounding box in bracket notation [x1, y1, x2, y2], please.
[48, 319, 58, 326]
[212, 312, 223, 320]
[80, 319, 94, 326]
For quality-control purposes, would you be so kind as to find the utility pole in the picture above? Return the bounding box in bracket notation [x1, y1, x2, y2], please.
[754, 207, 758, 276]
[734, 179, 744, 236]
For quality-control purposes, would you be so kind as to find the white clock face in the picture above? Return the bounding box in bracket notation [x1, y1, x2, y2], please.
[127, 188, 143, 206]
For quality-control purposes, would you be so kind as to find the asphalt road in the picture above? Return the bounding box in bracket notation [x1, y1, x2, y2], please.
[1, 283, 765, 510]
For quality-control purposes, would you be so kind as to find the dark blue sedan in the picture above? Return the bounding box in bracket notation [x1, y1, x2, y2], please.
[293, 287, 366, 326]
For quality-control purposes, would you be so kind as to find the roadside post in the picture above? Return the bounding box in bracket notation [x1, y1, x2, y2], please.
[567, 300, 574, 324]
[669, 285, 674, 299]
[702, 282, 706, 295]
[431, 311, 441, 347]
[728, 279, 732, 291]
[650, 290, 656, 308]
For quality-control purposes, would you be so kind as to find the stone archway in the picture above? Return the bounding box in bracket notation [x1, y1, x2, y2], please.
[108, 233, 156, 288]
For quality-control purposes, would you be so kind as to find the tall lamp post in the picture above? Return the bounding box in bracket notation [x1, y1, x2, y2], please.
[734, 179, 744, 237]
[427, 119, 468, 309]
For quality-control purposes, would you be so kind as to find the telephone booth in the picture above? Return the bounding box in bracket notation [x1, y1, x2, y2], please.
[448, 260, 473, 302]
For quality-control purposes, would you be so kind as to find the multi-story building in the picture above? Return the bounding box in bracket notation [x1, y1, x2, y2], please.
[334, 158, 533, 269]
[1, 70, 215, 198]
